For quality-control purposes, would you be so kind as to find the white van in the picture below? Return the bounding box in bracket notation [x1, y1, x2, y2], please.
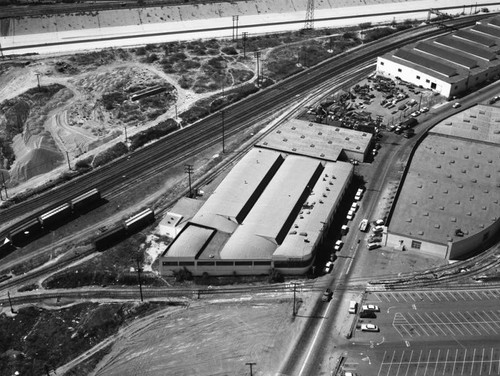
[349, 300, 358, 314]
[359, 218, 368, 232]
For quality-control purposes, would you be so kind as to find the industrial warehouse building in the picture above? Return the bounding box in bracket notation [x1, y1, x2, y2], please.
[158, 119, 373, 276]
[386, 104, 500, 259]
[376, 16, 500, 99]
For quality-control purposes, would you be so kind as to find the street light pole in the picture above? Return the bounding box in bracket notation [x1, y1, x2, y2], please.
[245, 362, 256, 376]
[184, 164, 193, 197]
[35, 73, 42, 91]
[292, 282, 297, 316]
[242, 32, 248, 58]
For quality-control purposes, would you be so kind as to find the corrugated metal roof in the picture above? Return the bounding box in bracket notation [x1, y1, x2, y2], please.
[486, 16, 500, 29]
[436, 35, 497, 61]
[394, 49, 458, 77]
[415, 42, 478, 69]
[455, 29, 497, 48]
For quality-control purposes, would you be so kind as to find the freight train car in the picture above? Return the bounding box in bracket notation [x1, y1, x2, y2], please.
[95, 226, 128, 252]
[39, 203, 72, 229]
[70, 188, 101, 213]
[0, 238, 15, 258]
[124, 208, 155, 234]
[9, 218, 44, 246]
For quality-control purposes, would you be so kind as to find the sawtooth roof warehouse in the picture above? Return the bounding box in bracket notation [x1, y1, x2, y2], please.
[376, 16, 500, 99]
[158, 119, 374, 276]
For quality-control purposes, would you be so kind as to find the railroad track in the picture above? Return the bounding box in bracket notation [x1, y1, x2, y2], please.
[1, 15, 488, 233]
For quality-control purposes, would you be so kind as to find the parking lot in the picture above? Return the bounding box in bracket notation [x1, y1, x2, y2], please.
[377, 347, 500, 376]
[393, 310, 500, 338]
[369, 288, 500, 304]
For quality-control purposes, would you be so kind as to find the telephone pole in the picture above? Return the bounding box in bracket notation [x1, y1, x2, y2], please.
[184, 164, 193, 197]
[292, 282, 297, 316]
[304, 0, 314, 30]
[254, 51, 261, 86]
[1, 172, 8, 198]
[245, 362, 256, 376]
[220, 110, 225, 153]
[136, 256, 144, 302]
[242, 32, 248, 58]
[35, 73, 42, 90]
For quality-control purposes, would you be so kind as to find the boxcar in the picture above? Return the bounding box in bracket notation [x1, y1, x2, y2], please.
[124, 208, 155, 234]
[70, 188, 101, 213]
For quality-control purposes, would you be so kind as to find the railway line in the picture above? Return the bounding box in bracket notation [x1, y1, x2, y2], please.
[0, 15, 489, 237]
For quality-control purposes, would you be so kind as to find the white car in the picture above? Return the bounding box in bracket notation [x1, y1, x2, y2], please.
[362, 304, 380, 312]
[375, 219, 384, 226]
[324, 261, 333, 273]
[452, 102, 461, 108]
[347, 209, 355, 220]
[421, 106, 429, 113]
[361, 323, 379, 332]
[372, 225, 384, 233]
[367, 243, 381, 250]
[350, 202, 359, 212]
[334, 240, 344, 251]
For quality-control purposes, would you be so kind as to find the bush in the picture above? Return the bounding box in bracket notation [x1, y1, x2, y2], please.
[268, 269, 284, 283]
[101, 92, 126, 110]
[92, 142, 128, 168]
[129, 119, 179, 150]
[135, 47, 147, 56]
[221, 46, 238, 55]
[75, 156, 94, 171]
[173, 267, 193, 282]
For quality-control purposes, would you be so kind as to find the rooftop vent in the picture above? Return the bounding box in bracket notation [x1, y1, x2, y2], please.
[458, 184, 463, 188]
[335, 128, 340, 131]
[474, 164, 479, 168]
[301, 135, 305, 138]
[440, 151, 445, 155]
[477, 151, 482, 154]
[470, 114, 477, 118]
[362, 133, 367, 136]
[412, 200, 418, 204]
[470, 195, 474, 200]
[479, 224, 484, 228]
[406, 218, 412, 222]
[417, 184, 423, 188]
[289, 231, 297, 235]
[486, 174, 490, 178]
[484, 189, 489, 193]
[345, 137, 350, 141]
[310, 144, 315, 148]
[482, 206, 487, 210]
[471, 178, 477, 183]
[428, 195, 434, 199]
[320, 153, 325, 157]
[451, 217, 457, 222]
[436, 165, 441, 168]
[309, 123, 313, 127]
[464, 155, 469, 159]
[434, 224, 440, 229]
[472, 125, 478, 130]
[292, 148, 297, 151]
[443, 189, 448, 194]
[299, 232, 307, 236]
[455, 200, 460, 205]
[356, 146, 361, 150]
[328, 140, 332, 144]
[277, 130, 281, 134]
[319, 200, 324, 204]
[479, 110, 485, 115]
[446, 174, 452, 178]
[439, 206, 445, 210]
[291, 127, 296, 130]
[461, 169, 466, 173]
[326, 187, 330, 191]
[418, 231, 424, 235]
[318, 132, 322, 135]
[450, 160, 455, 164]
[432, 179, 438, 183]
[283, 138, 288, 142]
[453, 146, 458, 150]
[464, 119, 470, 123]
[423, 212, 429, 216]
[466, 212, 472, 216]
[446, 122, 452, 126]
[263, 142, 268, 145]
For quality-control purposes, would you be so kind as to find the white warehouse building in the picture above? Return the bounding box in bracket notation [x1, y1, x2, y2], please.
[376, 16, 500, 99]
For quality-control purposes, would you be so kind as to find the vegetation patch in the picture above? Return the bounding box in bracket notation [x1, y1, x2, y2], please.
[0, 301, 170, 376]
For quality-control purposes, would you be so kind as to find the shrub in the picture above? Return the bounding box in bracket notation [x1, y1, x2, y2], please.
[268, 269, 284, 283]
[101, 92, 126, 110]
[92, 142, 128, 168]
[135, 47, 147, 56]
[221, 46, 238, 55]
[173, 267, 193, 282]
[129, 119, 178, 150]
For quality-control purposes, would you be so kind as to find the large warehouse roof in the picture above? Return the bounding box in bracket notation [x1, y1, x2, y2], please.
[454, 29, 497, 48]
[274, 160, 353, 260]
[430, 104, 500, 145]
[191, 148, 284, 233]
[394, 49, 458, 77]
[220, 155, 324, 259]
[389, 108, 500, 245]
[256, 118, 372, 161]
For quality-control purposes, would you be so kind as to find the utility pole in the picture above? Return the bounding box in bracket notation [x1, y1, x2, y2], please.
[0, 41, 3, 58]
[245, 362, 256, 376]
[35, 73, 42, 90]
[184, 164, 193, 197]
[174, 104, 178, 119]
[2, 172, 8, 198]
[292, 282, 297, 316]
[232, 15, 239, 42]
[254, 51, 261, 86]
[124, 125, 128, 142]
[65, 151, 71, 170]
[220, 110, 225, 153]
[136, 256, 144, 302]
[242, 32, 248, 58]
[7, 291, 16, 314]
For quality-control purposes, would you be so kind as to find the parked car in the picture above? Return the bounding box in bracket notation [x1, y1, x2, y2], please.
[362, 304, 380, 312]
[359, 311, 376, 319]
[334, 240, 344, 251]
[347, 209, 355, 220]
[452, 102, 461, 108]
[324, 261, 333, 273]
[322, 288, 333, 302]
[375, 219, 385, 226]
[372, 225, 384, 233]
[368, 235, 382, 243]
[367, 243, 381, 250]
[421, 106, 429, 112]
[361, 323, 379, 332]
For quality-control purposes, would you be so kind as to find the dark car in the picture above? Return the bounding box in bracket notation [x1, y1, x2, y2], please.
[322, 288, 333, 302]
[359, 311, 377, 319]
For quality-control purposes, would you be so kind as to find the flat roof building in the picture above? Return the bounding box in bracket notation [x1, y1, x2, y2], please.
[387, 104, 500, 259]
[159, 144, 354, 276]
[256, 118, 373, 162]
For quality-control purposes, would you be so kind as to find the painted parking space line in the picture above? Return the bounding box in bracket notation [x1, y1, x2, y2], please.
[374, 289, 500, 304]
[392, 311, 500, 338]
[377, 348, 500, 376]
